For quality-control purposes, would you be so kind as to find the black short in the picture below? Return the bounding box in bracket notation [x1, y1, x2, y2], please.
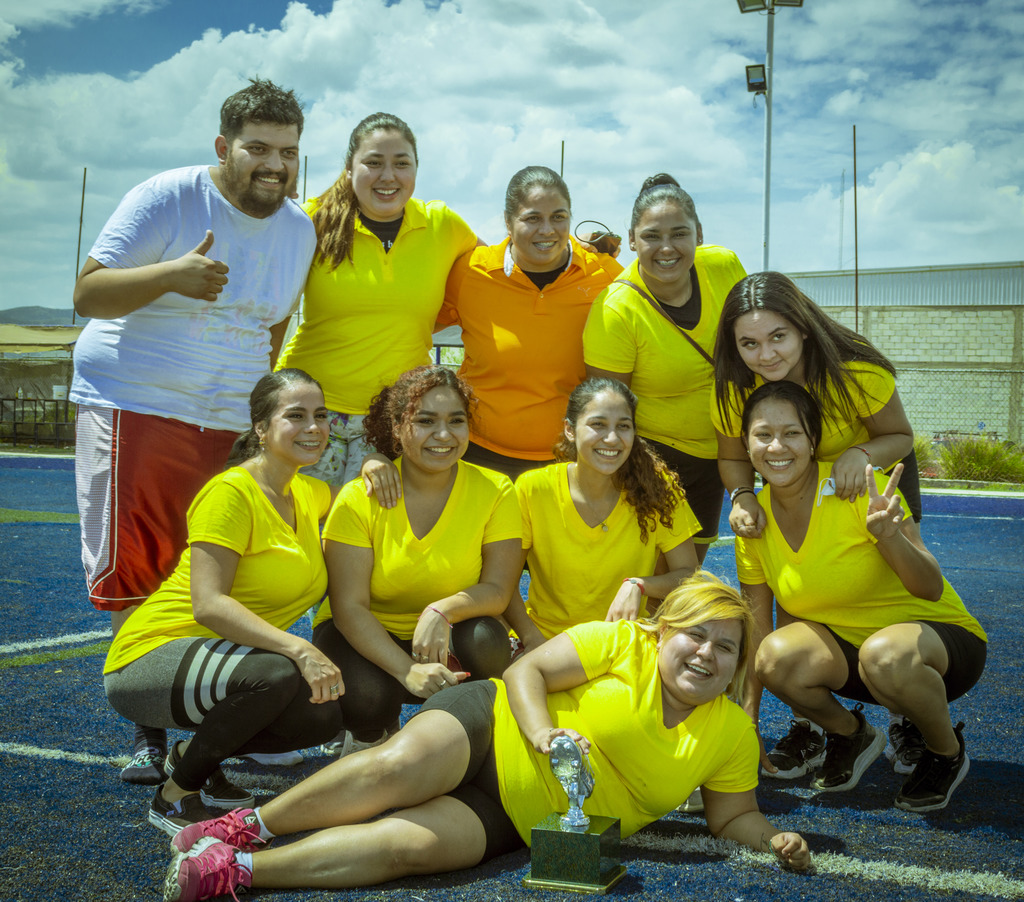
[827, 621, 987, 705]
[414, 681, 526, 863]
[641, 437, 724, 543]
[890, 448, 923, 523]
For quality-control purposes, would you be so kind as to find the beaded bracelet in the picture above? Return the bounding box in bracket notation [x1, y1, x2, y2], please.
[852, 445, 871, 463]
[623, 577, 646, 596]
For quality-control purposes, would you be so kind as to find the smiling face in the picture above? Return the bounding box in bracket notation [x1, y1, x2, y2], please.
[565, 389, 635, 477]
[658, 618, 743, 718]
[506, 186, 571, 273]
[734, 309, 807, 384]
[397, 386, 470, 475]
[256, 382, 329, 470]
[629, 201, 700, 298]
[744, 397, 816, 489]
[216, 122, 300, 219]
[348, 128, 417, 222]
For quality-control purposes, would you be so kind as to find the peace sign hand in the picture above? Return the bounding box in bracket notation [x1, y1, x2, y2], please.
[865, 462, 905, 540]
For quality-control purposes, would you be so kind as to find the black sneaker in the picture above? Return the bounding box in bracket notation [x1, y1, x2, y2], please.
[811, 704, 885, 792]
[121, 746, 167, 785]
[885, 716, 926, 776]
[894, 722, 969, 812]
[148, 787, 215, 837]
[164, 742, 255, 810]
[763, 720, 827, 779]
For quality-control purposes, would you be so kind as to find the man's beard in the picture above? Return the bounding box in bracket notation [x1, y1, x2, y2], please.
[221, 157, 294, 219]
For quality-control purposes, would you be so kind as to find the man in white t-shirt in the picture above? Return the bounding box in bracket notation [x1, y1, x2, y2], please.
[70, 78, 316, 787]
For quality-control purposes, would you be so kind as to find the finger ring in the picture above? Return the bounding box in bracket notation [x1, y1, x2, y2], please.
[330, 684, 339, 693]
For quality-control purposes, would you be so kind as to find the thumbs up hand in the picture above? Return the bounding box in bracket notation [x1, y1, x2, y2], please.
[170, 230, 230, 301]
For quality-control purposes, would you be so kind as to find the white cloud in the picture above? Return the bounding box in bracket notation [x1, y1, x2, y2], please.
[0, 0, 162, 31]
[0, 0, 1022, 311]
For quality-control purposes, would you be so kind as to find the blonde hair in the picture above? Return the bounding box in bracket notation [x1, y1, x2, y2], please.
[637, 571, 754, 705]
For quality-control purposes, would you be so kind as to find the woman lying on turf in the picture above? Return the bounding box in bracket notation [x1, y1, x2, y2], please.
[162, 571, 811, 901]
[506, 376, 700, 647]
[103, 369, 343, 835]
[309, 365, 522, 753]
[735, 381, 987, 812]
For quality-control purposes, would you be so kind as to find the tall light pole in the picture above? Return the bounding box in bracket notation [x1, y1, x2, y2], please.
[738, 0, 805, 271]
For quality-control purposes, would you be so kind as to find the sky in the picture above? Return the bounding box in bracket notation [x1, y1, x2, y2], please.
[1, 0, 1022, 313]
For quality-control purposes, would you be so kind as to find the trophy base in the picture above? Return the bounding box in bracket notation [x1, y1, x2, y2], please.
[522, 813, 626, 894]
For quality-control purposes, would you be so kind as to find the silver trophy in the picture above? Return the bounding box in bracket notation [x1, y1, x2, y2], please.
[549, 735, 595, 831]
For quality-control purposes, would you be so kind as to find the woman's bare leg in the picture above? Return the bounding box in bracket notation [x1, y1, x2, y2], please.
[252, 795, 488, 889]
[857, 622, 958, 755]
[259, 709, 472, 837]
[757, 622, 859, 735]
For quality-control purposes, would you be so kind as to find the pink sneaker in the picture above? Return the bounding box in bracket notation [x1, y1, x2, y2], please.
[164, 837, 252, 902]
[171, 808, 264, 853]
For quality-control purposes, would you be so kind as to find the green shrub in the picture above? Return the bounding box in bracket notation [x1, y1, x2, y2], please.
[938, 437, 1024, 484]
[914, 434, 938, 475]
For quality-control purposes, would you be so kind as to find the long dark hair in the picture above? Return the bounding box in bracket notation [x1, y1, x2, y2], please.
[714, 271, 896, 431]
[226, 368, 323, 468]
[311, 112, 418, 270]
[363, 366, 475, 460]
[553, 378, 684, 543]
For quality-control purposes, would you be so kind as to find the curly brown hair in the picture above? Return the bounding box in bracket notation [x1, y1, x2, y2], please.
[363, 366, 476, 460]
[310, 112, 418, 271]
[553, 378, 684, 543]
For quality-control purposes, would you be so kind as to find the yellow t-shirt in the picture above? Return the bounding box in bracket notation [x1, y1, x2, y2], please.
[104, 469, 332, 673]
[711, 361, 896, 462]
[314, 459, 521, 638]
[277, 197, 476, 414]
[516, 463, 700, 638]
[735, 462, 986, 647]
[582, 247, 746, 458]
[492, 620, 759, 843]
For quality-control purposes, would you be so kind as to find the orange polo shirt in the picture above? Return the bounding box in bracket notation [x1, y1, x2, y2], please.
[437, 238, 622, 459]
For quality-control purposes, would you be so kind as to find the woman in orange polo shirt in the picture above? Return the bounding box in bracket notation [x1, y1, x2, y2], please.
[433, 166, 622, 481]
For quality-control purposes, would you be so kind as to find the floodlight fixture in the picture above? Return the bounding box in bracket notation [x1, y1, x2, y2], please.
[736, 0, 768, 12]
[773, 0, 805, 6]
[745, 64, 767, 93]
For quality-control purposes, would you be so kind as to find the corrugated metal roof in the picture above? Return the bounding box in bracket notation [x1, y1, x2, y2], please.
[789, 261, 1024, 307]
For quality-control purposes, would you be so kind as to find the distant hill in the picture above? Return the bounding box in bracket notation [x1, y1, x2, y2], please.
[0, 307, 85, 325]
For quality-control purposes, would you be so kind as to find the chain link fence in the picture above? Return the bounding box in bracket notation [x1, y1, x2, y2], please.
[899, 365, 1023, 446]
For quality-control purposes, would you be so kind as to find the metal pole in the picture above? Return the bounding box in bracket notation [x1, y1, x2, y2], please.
[853, 125, 859, 332]
[761, 7, 774, 272]
[73, 167, 87, 325]
[560, 140, 565, 178]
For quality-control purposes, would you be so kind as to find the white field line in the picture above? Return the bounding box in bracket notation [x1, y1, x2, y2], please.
[633, 832, 1024, 899]
[0, 628, 111, 655]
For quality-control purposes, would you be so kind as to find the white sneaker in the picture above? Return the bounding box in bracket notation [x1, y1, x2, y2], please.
[676, 788, 704, 814]
[242, 750, 304, 767]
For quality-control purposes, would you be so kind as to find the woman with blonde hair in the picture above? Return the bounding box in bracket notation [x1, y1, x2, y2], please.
[163, 571, 811, 901]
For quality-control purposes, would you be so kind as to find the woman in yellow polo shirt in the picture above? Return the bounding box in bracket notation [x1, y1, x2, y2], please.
[309, 365, 523, 751]
[735, 381, 985, 813]
[508, 377, 700, 648]
[163, 573, 811, 900]
[583, 174, 746, 562]
[435, 166, 622, 481]
[278, 112, 478, 486]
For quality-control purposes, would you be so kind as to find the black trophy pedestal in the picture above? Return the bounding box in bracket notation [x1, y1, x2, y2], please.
[522, 813, 626, 894]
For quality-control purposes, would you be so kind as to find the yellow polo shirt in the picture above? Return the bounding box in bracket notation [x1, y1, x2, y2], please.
[583, 247, 746, 458]
[278, 197, 476, 414]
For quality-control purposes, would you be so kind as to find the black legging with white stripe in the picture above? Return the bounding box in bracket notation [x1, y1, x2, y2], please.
[104, 638, 341, 791]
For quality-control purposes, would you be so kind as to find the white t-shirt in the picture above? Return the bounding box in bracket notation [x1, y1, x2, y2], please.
[70, 166, 316, 432]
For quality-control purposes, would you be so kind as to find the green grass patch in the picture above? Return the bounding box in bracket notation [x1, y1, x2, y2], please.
[0, 508, 79, 523]
[0, 640, 111, 669]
